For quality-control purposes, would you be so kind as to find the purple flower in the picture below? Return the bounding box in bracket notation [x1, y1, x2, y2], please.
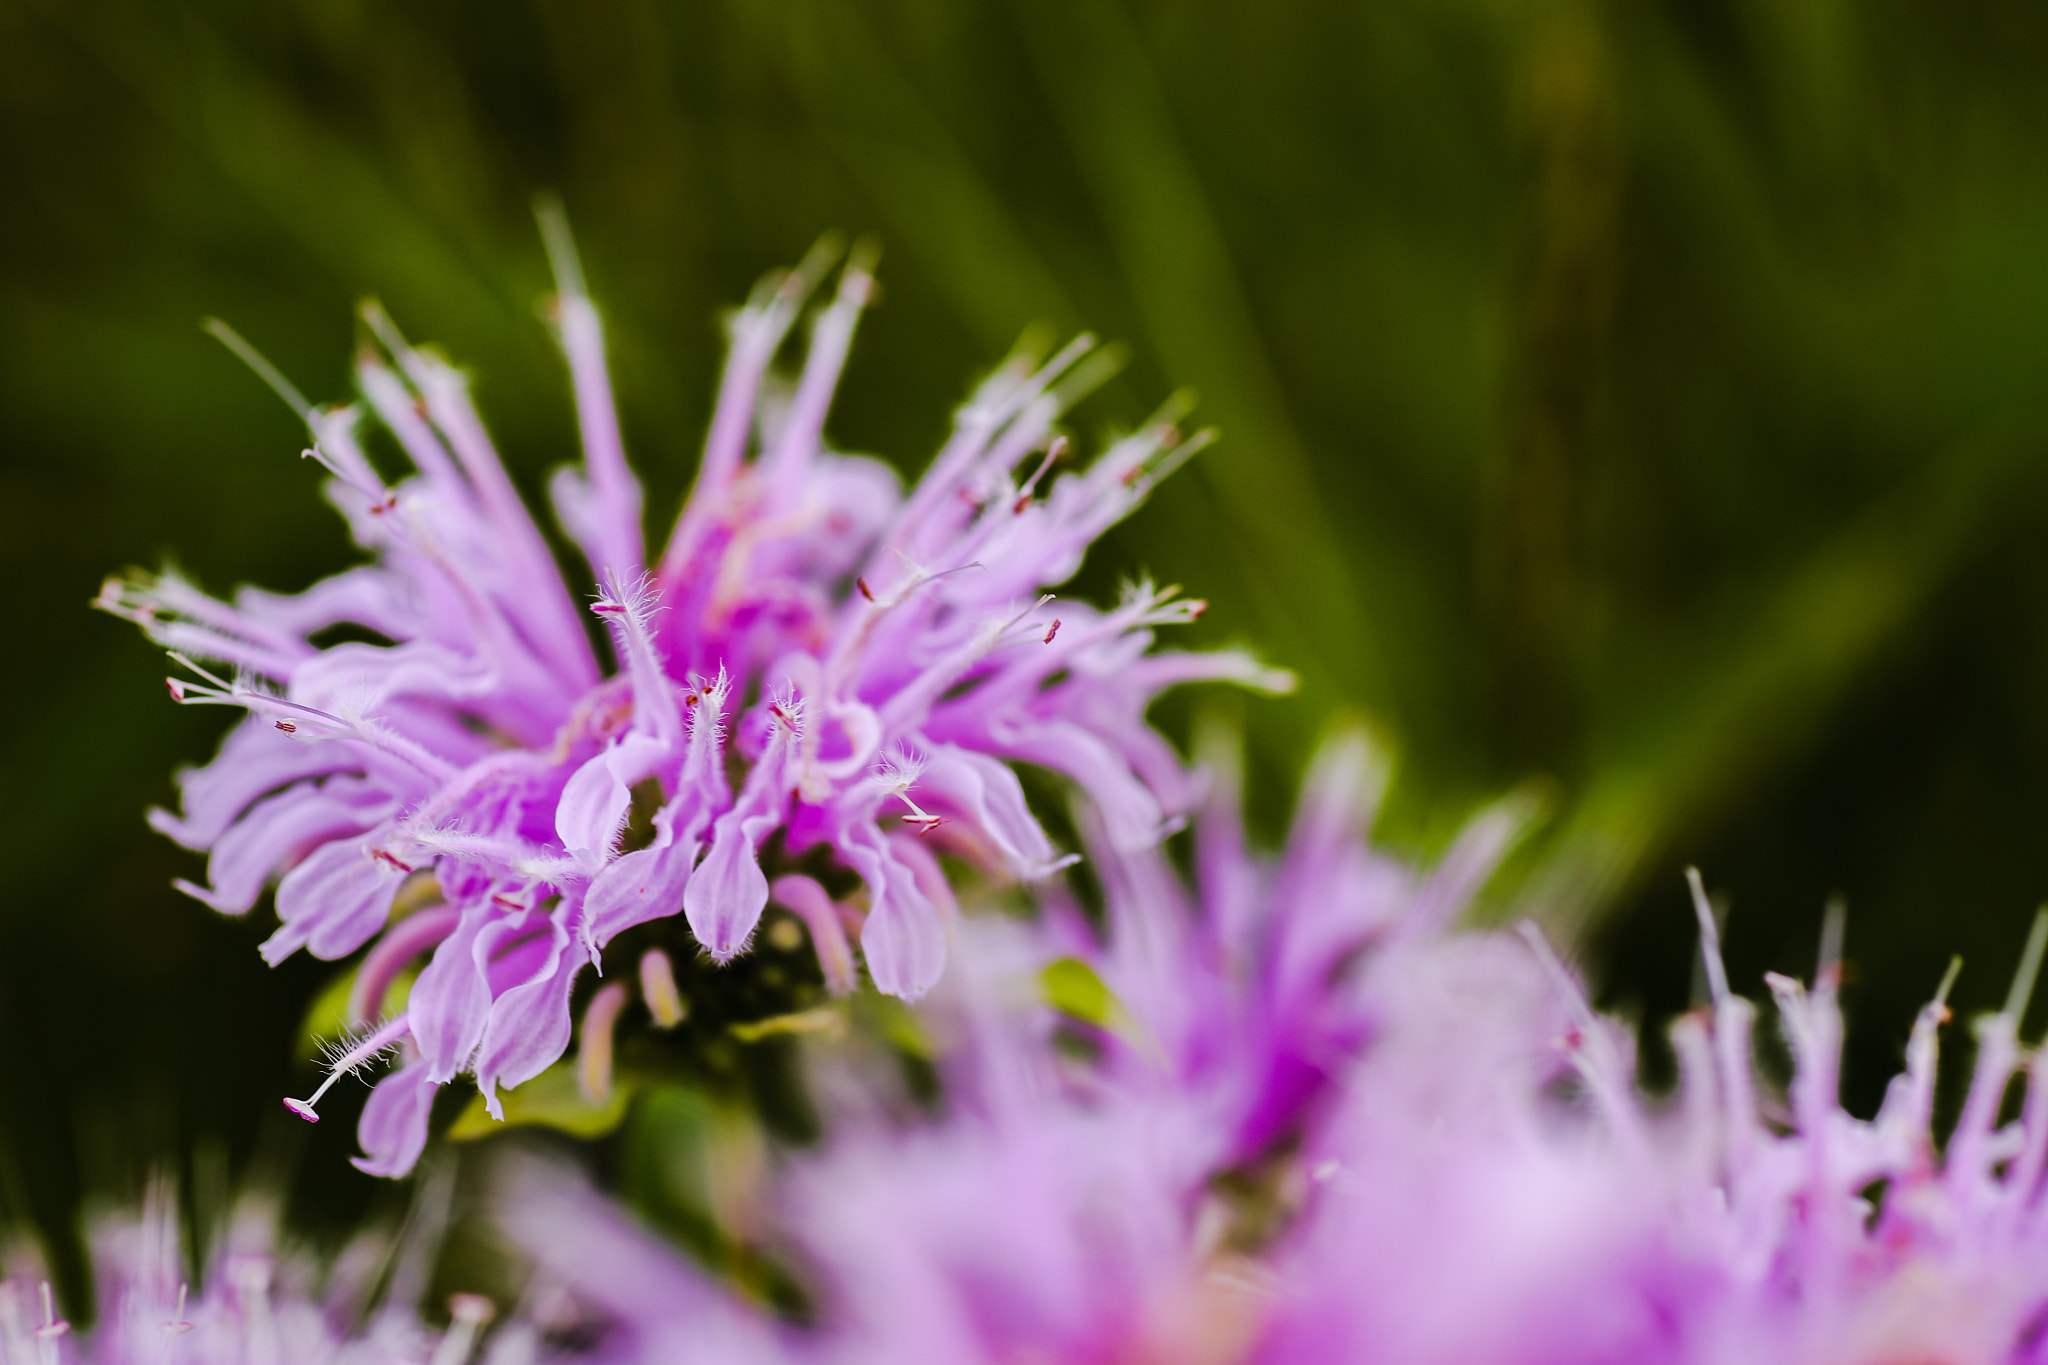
[4, 1185, 535, 1365]
[1254, 886, 2048, 1363]
[497, 728, 1524, 1365]
[495, 734, 2048, 1365]
[102, 222, 1288, 1173]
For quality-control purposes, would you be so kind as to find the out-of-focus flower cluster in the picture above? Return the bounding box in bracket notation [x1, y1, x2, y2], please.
[500, 735, 2048, 1365]
[1, 1184, 540, 1365]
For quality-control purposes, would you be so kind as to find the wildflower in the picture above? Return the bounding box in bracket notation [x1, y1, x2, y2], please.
[498, 733, 2048, 1365]
[498, 729, 1524, 1364]
[2, 1182, 539, 1365]
[103, 220, 1287, 1174]
[1256, 894, 2048, 1363]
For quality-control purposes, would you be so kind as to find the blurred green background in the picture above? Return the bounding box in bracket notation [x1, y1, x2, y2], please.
[10, 0, 2048, 1261]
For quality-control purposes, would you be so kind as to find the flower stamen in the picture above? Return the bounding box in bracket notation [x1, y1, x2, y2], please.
[161, 1283, 195, 1335]
[577, 982, 629, 1104]
[285, 1012, 412, 1122]
[430, 1294, 495, 1365]
[639, 948, 687, 1028]
[1012, 437, 1068, 514]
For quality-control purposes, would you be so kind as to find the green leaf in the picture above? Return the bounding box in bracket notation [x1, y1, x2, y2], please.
[1039, 957, 1124, 1029]
[446, 1063, 634, 1142]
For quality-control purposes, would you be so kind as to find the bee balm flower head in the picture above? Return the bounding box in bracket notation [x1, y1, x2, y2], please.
[101, 219, 1289, 1175]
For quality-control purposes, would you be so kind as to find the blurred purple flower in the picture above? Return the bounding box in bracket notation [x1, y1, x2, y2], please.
[4, 1184, 534, 1365]
[503, 728, 1526, 1364]
[1252, 895, 2048, 1364]
[503, 735, 2048, 1365]
[101, 221, 1288, 1173]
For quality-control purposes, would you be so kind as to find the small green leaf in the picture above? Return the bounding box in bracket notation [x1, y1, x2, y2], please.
[1040, 956, 1122, 1028]
[447, 1062, 634, 1142]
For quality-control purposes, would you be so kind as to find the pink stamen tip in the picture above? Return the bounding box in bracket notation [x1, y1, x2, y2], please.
[857, 576, 875, 602]
[492, 893, 524, 910]
[32, 1284, 67, 1344]
[1013, 494, 1032, 514]
[284, 1097, 320, 1122]
[1043, 620, 1061, 644]
[165, 678, 186, 702]
[591, 602, 625, 615]
[1188, 601, 1208, 620]
[162, 1284, 193, 1334]
[275, 720, 298, 733]
[370, 848, 415, 873]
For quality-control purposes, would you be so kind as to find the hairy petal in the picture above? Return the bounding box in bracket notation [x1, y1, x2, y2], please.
[682, 811, 772, 962]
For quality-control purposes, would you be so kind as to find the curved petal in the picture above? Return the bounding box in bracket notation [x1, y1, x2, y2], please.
[681, 812, 770, 962]
[918, 744, 1063, 879]
[151, 721, 358, 851]
[588, 836, 699, 950]
[194, 778, 392, 915]
[351, 1059, 439, 1178]
[991, 720, 1165, 852]
[556, 745, 633, 868]
[409, 909, 496, 1082]
[260, 835, 407, 965]
[841, 822, 946, 999]
[769, 874, 856, 995]
[474, 905, 584, 1116]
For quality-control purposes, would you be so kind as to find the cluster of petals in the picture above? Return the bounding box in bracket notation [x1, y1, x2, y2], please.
[502, 734, 1527, 1364]
[0, 1188, 524, 1365]
[1260, 891, 2048, 1364]
[506, 735, 2048, 1365]
[101, 231, 1286, 1174]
